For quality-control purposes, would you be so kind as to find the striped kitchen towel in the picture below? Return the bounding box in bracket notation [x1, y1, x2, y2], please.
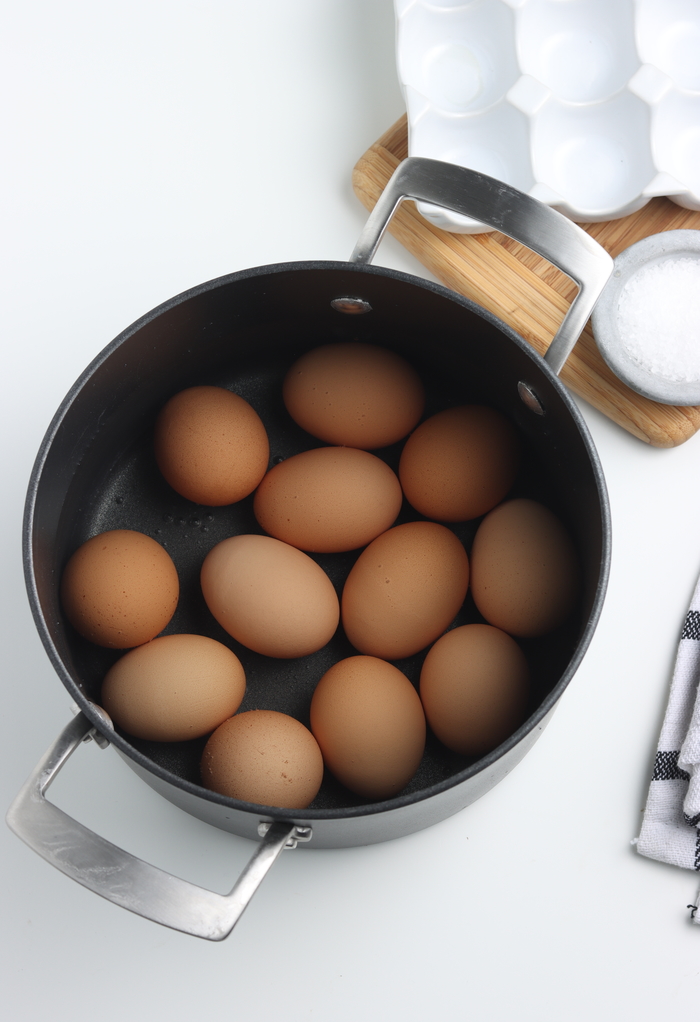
[636, 573, 700, 921]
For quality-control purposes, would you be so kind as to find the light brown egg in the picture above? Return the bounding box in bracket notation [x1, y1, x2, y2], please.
[60, 529, 179, 648]
[253, 446, 403, 553]
[283, 342, 425, 449]
[420, 624, 529, 756]
[101, 634, 246, 742]
[341, 521, 469, 660]
[399, 405, 520, 521]
[201, 710, 324, 809]
[310, 656, 426, 799]
[200, 534, 339, 658]
[154, 385, 269, 505]
[470, 498, 579, 637]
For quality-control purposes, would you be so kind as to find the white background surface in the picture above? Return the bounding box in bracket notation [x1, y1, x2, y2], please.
[3, 2, 700, 1019]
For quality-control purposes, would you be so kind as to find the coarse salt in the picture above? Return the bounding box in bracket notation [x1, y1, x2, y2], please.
[616, 256, 700, 382]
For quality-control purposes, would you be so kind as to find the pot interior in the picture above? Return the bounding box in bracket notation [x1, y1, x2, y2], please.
[27, 263, 608, 816]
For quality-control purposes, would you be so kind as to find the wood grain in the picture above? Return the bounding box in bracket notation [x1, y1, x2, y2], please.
[352, 116, 700, 447]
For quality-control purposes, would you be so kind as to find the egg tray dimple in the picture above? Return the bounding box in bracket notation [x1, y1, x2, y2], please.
[395, 0, 700, 233]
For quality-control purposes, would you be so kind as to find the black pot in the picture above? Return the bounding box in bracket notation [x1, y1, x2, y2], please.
[8, 159, 613, 940]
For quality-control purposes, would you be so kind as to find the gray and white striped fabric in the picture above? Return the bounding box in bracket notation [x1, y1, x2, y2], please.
[636, 575, 700, 920]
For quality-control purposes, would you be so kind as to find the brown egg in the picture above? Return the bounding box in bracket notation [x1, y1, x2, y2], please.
[310, 656, 426, 799]
[341, 521, 469, 660]
[200, 534, 339, 658]
[60, 529, 179, 648]
[420, 624, 529, 756]
[154, 385, 269, 505]
[470, 498, 579, 637]
[254, 446, 402, 552]
[283, 342, 425, 449]
[101, 634, 246, 742]
[399, 405, 520, 521]
[201, 710, 324, 809]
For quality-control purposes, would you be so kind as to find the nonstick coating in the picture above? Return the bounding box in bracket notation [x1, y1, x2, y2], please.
[24, 261, 609, 834]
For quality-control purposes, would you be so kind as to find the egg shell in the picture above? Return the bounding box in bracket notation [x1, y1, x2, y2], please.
[282, 342, 425, 449]
[341, 521, 470, 660]
[201, 710, 324, 809]
[253, 446, 403, 553]
[200, 534, 340, 658]
[60, 529, 179, 649]
[419, 624, 529, 756]
[101, 633, 246, 742]
[154, 385, 269, 505]
[399, 405, 520, 522]
[470, 498, 579, 637]
[310, 655, 426, 799]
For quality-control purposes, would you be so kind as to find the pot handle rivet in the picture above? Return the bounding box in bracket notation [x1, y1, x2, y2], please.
[258, 821, 312, 849]
[330, 297, 372, 314]
[517, 382, 546, 416]
[82, 701, 113, 748]
[6, 712, 310, 941]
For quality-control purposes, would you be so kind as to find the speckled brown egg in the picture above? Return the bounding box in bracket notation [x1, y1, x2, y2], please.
[154, 385, 269, 505]
[420, 624, 529, 756]
[200, 534, 339, 657]
[341, 521, 470, 660]
[101, 634, 246, 742]
[201, 710, 324, 809]
[253, 446, 403, 552]
[60, 529, 179, 648]
[282, 342, 425, 449]
[470, 498, 579, 637]
[310, 656, 426, 799]
[399, 405, 520, 522]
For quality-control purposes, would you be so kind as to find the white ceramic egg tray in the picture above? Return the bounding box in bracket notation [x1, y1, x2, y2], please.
[395, 0, 700, 233]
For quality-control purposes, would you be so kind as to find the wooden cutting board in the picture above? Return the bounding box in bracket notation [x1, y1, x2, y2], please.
[352, 116, 700, 447]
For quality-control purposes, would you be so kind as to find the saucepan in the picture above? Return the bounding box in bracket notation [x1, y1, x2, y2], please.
[7, 158, 613, 940]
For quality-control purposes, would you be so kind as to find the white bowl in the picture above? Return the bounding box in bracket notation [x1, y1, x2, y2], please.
[591, 230, 700, 405]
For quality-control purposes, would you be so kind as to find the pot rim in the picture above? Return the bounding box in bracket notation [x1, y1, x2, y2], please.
[23, 258, 611, 823]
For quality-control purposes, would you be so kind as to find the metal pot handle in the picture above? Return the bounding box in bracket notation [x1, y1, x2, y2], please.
[350, 157, 613, 376]
[6, 713, 311, 940]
